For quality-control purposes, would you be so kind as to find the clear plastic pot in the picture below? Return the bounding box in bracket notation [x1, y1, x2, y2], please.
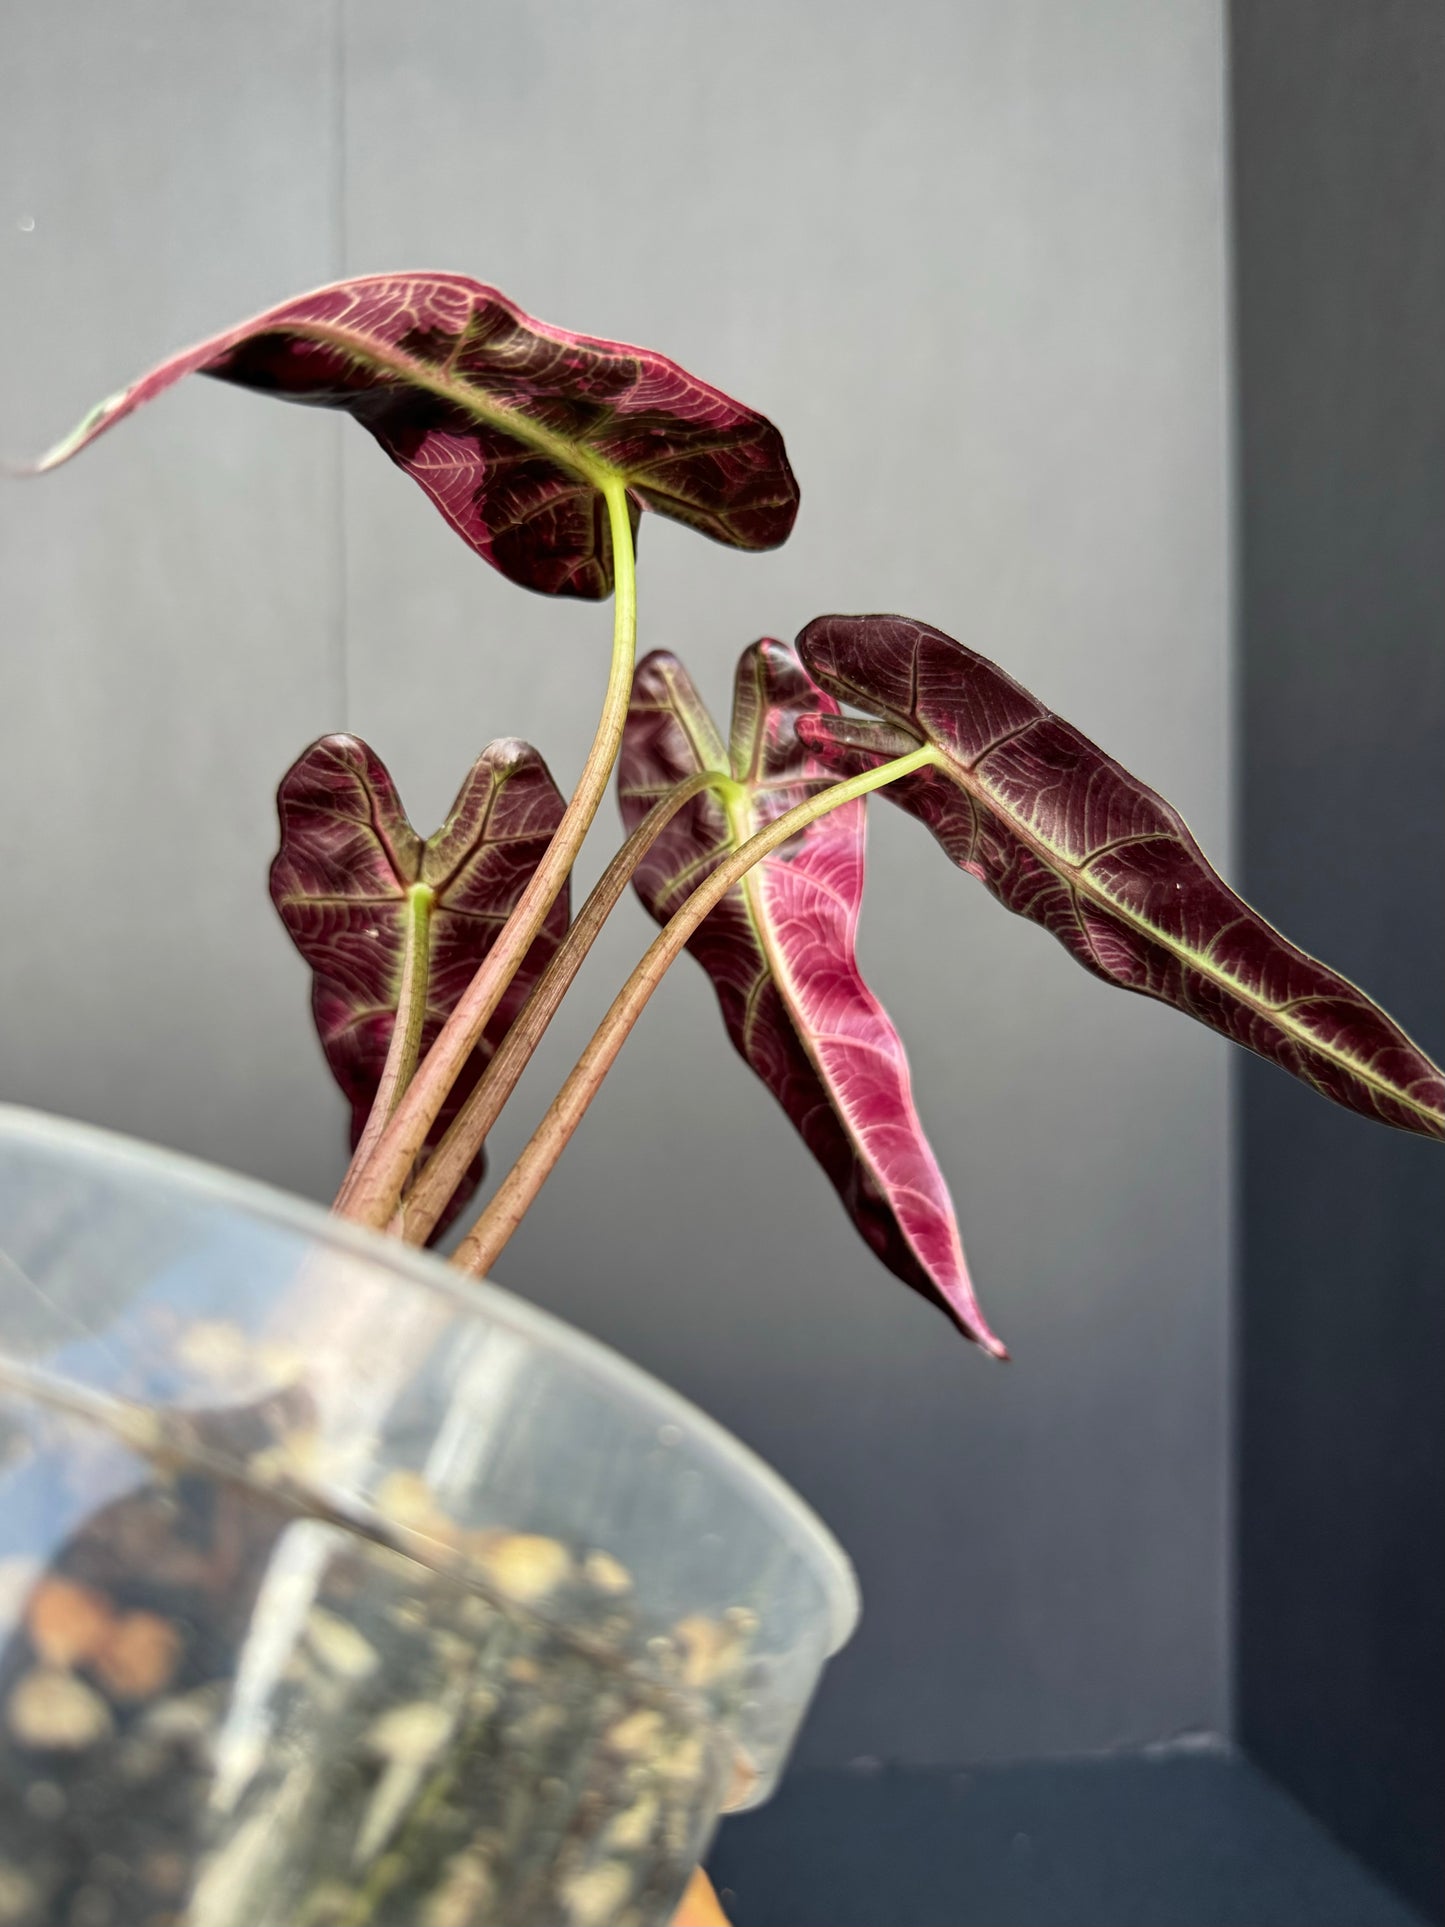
[0, 1106, 858, 1927]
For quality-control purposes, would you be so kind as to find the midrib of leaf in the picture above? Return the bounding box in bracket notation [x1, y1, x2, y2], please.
[293, 322, 624, 492]
[717, 783, 788, 1062]
[731, 789, 965, 1273]
[936, 742, 1444, 1129]
[727, 788, 848, 1103]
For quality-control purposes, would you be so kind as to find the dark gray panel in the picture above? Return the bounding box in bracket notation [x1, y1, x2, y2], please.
[709, 1753, 1427, 1927]
[1232, 5, 1445, 1919]
[342, 0, 1233, 1764]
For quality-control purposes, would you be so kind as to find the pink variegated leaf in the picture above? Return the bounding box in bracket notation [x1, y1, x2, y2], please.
[619, 643, 1003, 1353]
[269, 734, 569, 1236]
[797, 614, 1445, 1140]
[24, 275, 799, 598]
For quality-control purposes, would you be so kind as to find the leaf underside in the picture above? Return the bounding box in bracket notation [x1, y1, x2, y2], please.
[618, 640, 1002, 1353]
[28, 274, 799, 599]
[269, 734, 570, 1236]
[797, 614, 1445, 1141]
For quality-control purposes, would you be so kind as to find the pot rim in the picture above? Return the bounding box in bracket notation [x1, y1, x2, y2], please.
[0, 1102, 861, 1657]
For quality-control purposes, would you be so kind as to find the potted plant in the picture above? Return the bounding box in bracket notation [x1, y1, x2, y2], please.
[2, 274, 1440, 1927]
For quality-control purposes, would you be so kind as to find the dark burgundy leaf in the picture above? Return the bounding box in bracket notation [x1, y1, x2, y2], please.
[618, 643, 1003, 1353]
[269, 734, 569, 1234]
[797, 614, 1445, 1140]
[27, 274, 799, 598]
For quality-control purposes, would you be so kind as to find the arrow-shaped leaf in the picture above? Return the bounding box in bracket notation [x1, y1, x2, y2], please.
[269, 734, 570, 1233]
[619, 642, 1003, 1352]
[26, 274, 799, 599]
[797, 614, 1445, 1140]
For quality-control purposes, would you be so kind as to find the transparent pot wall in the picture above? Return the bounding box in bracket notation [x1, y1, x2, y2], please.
[0, 1108, 858, 1927]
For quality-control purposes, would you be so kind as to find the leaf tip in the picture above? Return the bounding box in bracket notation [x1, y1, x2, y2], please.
[23, 389, 132, 474]
[944, 1270, 1008, 1361]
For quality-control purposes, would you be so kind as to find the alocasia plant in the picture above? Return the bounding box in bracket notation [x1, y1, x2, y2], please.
[26, 265, 1444, 1317]
[21, 269, 1445, 1926]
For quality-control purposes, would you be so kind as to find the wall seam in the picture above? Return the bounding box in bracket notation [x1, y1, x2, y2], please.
[1219, 0, 1242, 1754]
[331, 0, 350, 732]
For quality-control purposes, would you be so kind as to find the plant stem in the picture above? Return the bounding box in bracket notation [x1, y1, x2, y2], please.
[399, 768, 724, 1245]
[450, 744, 940, 1278]
[333, 883, 434, 1213]
[337, 474, 639, 1229]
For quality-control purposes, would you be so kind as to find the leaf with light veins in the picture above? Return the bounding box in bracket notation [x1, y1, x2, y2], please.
[618, 641, 1003, 1353]
[796, 614, 1445, 1140]
[269, 735, 569, 1236]
[25, 274, 799, 598]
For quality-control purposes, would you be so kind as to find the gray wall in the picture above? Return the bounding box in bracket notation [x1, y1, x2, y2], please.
[0, 1, 1232, 1767]
[1232, 5, 1445, 1917]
